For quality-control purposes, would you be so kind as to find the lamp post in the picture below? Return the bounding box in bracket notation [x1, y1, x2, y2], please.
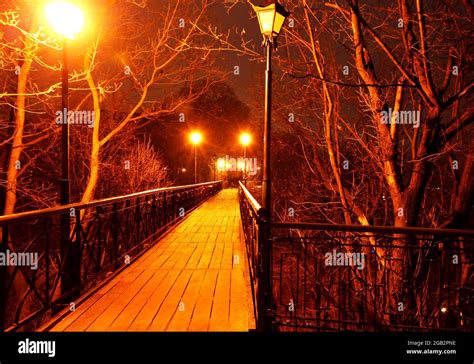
[250, 0, 290, 332]
[45, 1, 85, 299]
[212, 154, 217, 181]
[45, 1, 85, 206]
[250, 1, 289, 219]
[239, 133, 251, 186]
[217, 158, 225, 182]
[189, 131, 202, 184]
[178, 167, 186, 184]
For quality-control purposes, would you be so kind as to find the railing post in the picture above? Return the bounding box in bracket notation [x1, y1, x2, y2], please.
[73, 212, 82, 296]
[163, 192, 168, 225]
[159, 193, 164, 228]
[44, 219, 51, 307]
[170, 192, 175, 222]
[151, 195, 157, 240]
[258, 212, 273, 332]
[96, 206, 102, 272]
[135, 197, 141, 251]
[61, 209, 80, 300]
[111, 203, 120, 269]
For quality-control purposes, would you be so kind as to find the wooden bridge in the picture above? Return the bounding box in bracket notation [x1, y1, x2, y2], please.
[43, 189, 255, 332]
[1, 181, 472, 332]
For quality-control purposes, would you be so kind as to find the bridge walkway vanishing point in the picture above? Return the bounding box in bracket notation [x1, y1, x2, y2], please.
[44, 189, 255, 332]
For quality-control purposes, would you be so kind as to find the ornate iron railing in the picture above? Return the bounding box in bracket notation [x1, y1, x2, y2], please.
[238, 182, 474, 332]
[0, 181, 222, 331]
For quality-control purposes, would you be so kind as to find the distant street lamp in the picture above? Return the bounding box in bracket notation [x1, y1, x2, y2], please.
[239, 133, 251, 185]
[189, 131, 202, 183]
[250, 1, 289, 218]
[45, 1, 85, 206]
[217, 158, 226, 183]
[217, 158, 225, 172]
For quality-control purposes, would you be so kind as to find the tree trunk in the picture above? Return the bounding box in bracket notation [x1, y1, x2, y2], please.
[81, 47, 101, 204]
[3, 41, 35, 215]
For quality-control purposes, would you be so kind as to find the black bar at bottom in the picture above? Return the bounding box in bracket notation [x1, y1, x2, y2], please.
[0, 332, 472, 363]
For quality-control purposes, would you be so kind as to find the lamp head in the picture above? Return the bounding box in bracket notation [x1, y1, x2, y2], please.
[240, 133, 251, 146]
[45, 1, 85, 39]
[190, 131, 203, 145]
[217, 158, 226, 171]
[250, 1, 290, 44]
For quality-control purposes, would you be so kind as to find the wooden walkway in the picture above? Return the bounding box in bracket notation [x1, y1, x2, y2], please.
[46, 189, 255, 332]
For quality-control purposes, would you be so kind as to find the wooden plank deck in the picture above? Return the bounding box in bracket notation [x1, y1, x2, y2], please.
[47, 188, 255, 332]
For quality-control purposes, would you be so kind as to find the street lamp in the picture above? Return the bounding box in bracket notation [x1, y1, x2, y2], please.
[217, 158, 225, 171]
[239, 133, 251, 185]
[44, 1, 85, 299]
[189, 131, 202, 184]
[45, 1, 85, 206]
[250, 0, 289, 333]
[250, 1, 289, 218]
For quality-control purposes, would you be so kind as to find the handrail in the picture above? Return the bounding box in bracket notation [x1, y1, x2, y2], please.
[271, 221, 474, 236]
[238, 181, 473, 236]
[0, 181, 222, 224]
[238, 181, 264, 217]
[1, 180, 223, 331]
[238, 182, 473, 332]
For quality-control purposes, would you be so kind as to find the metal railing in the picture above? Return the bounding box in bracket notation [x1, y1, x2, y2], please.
[238, 181, 265, 328]
[238, 182, 474, 332]
[0, 181, 223, 331]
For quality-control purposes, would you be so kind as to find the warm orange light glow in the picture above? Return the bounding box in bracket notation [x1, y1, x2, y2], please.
[239, 133, 251, 146]
[45, 2, 85, 39]
[237, 160, 245, 171]
[181, 168, 186, 172]
[217, 159, 226, 171]
[189, 131, 203, 145]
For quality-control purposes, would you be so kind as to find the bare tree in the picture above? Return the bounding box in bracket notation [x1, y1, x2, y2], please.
[0, 2, 64, 214]
[262, 0, 473, 329]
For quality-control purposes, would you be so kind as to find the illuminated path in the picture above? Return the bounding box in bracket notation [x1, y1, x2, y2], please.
[46, 189, 255, 332]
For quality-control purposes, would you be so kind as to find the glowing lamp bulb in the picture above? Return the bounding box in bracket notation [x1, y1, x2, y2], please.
[217, 159, 226, 171]
[190, 132, 202, 145]
[240, 133, 251, 146]
[45, 2, 85, 39]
